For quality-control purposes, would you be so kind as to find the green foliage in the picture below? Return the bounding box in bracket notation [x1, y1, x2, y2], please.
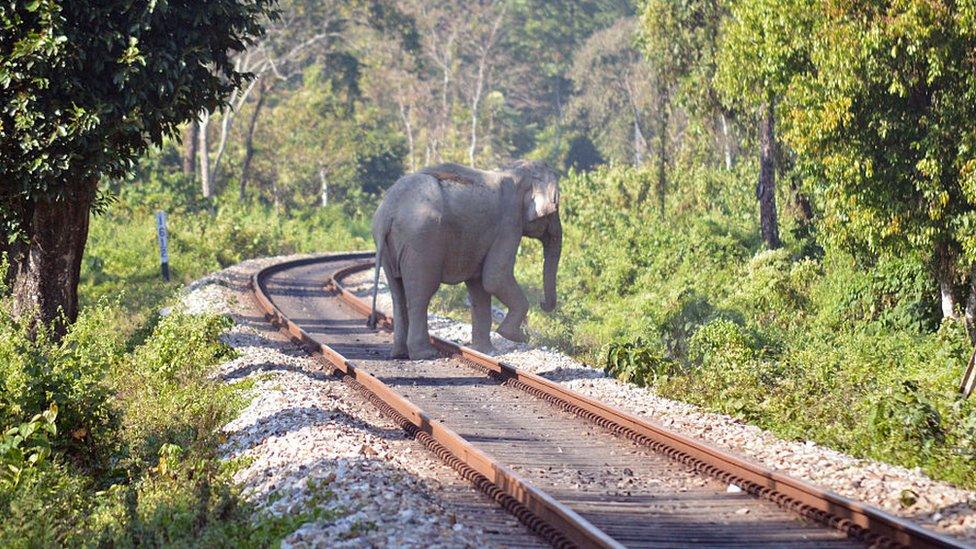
[84, 163, 371, 318]
[117, 312, 241, 471]
[0, 303, 122, 469]
[567, 18, 656, 165]
[251, 67, 405, 212]
[783, 0, 976, 270]
[714, 0, 816, 107]
[605, 338, 676, 386]
[0, 0, 275, 208]
[498, 164, 976, 488]
[0, 404, 57, 490]
[640, 0, 726, 113]
[0, 294, 319, 546]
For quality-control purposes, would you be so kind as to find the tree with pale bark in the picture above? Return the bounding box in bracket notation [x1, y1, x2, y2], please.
[568, 18, 657, 170]
[783, 0, 976, 338]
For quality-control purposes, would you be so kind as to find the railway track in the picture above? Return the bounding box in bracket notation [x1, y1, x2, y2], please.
[251, 252, 968, 549]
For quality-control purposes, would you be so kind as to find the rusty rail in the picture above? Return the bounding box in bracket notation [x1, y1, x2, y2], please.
[325, 257, 969, 549]
[252, 253, 621, 549]
[252, 253, 969, 549]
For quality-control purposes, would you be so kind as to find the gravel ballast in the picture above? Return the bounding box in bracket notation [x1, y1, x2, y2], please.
[181, 255, 540, 548]
[342, 267, 976, 544]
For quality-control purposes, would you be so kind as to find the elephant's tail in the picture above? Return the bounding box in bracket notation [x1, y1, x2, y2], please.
[366, 240, 383, 329]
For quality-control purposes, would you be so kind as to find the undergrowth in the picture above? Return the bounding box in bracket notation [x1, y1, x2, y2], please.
[502, 164, 976, 490]
[2, 156, 369, 545]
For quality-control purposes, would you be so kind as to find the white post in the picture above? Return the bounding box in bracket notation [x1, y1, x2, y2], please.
[319, 168, 329, 207]
[156, 211, 170, 281]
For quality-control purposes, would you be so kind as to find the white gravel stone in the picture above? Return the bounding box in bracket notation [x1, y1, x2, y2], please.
[344, 267, 976, 544]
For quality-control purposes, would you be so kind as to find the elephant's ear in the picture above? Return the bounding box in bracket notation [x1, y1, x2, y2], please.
[523, 174, 560, 222]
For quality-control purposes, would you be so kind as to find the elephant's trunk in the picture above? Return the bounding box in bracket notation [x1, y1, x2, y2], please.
[540, 214, 561, 312]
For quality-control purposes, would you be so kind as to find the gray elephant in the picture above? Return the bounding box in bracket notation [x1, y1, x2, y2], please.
[366, 160, 562, 360]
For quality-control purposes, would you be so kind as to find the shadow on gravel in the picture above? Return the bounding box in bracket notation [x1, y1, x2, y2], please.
[222, 405, 406, 460]
[534, 368, 606, 383]
[220, 361, 333, 382]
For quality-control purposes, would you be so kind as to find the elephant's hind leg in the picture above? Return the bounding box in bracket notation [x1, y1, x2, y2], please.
[465, 278, 496, 354]
[402, 258, 441, 360]
[387, 272, 409, 359]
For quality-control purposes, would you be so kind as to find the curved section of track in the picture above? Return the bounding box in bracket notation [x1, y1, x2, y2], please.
[252, 253, 968, 549]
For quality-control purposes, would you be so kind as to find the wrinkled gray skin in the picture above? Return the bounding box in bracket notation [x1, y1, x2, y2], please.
[368, 159, 562, 360]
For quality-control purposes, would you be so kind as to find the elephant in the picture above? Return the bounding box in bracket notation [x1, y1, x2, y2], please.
[366, 159, 562, 360]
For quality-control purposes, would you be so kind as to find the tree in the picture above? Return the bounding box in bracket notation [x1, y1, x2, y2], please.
[0, 1, 275, 338]
[784, 0, 976, 334]
[568, 18, 657, 169]
[641, 0, 732, 170]
[203, 0, 345, 200]
[248, 66, 404, 212]
[714, 0, 817, 249]
[210, 0, 418, 200]
[460, 3, 509, 166]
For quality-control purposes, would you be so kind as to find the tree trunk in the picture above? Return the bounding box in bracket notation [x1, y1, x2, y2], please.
[11, 181, 97, 340]
[239, 85, 267, 201]
[1, 194, 31, 289]
[937, 239, 958, 319]
[758, 100, 781, 249]
[183, 120, 198, 177]
[319, 168, 329, 207]
[468, 53, 488, 167]
[964, 265, 976, 342]
[780, 152, 813, 228]
[633, 117, 645, 166]
[199, 113, 212, 200]
[720, 112, 733, 170]
[398, 100, 416, 171]
[791, 179, 814, 225]
[656, 98, 669, 217]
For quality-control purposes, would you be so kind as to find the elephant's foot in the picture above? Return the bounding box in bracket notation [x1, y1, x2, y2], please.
[389, 344, 409, 359]
[408, 342, 440, 360]
[496, 325, 528, 343]
[470, 339, 497, 355]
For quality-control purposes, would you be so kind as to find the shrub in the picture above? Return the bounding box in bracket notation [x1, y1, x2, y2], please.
[116, 312, 241, 471]
[499, 163, 976, 488]
[0, 303, 122, 470]
[604, 338, 677, 387]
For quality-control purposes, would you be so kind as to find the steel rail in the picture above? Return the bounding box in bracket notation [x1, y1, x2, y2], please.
[252, 253, 622, 549]
[326, 257, 969, 549]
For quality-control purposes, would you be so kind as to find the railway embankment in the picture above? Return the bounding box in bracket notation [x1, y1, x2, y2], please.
[340, 266, 976, 545]
[176, 253, 976, 546]
[183, 256, 540, 547]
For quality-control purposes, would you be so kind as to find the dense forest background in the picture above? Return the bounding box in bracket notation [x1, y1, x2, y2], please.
[4, 0, 976, 543]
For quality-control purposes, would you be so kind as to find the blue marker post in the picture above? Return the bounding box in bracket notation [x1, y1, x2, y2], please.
[156, 211, 170, 282]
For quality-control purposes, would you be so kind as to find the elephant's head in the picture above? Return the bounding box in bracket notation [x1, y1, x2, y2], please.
[507, 160, 562, 313]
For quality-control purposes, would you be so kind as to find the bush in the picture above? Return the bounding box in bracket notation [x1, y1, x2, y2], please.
[0, 304, 281, 545]
[117, 312, 242, 471]
[604, 338, 677, 387]
[495, 164, 976, 488]
[0, 303, 122, 470]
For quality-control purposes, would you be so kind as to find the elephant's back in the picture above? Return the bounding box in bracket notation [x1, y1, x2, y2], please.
[375, 174, 443, 227]
[375, 173, 448, 245]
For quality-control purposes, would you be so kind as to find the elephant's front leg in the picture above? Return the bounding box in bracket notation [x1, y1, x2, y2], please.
[482, 238, 529, 343]
[465, 278, 496, 354]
